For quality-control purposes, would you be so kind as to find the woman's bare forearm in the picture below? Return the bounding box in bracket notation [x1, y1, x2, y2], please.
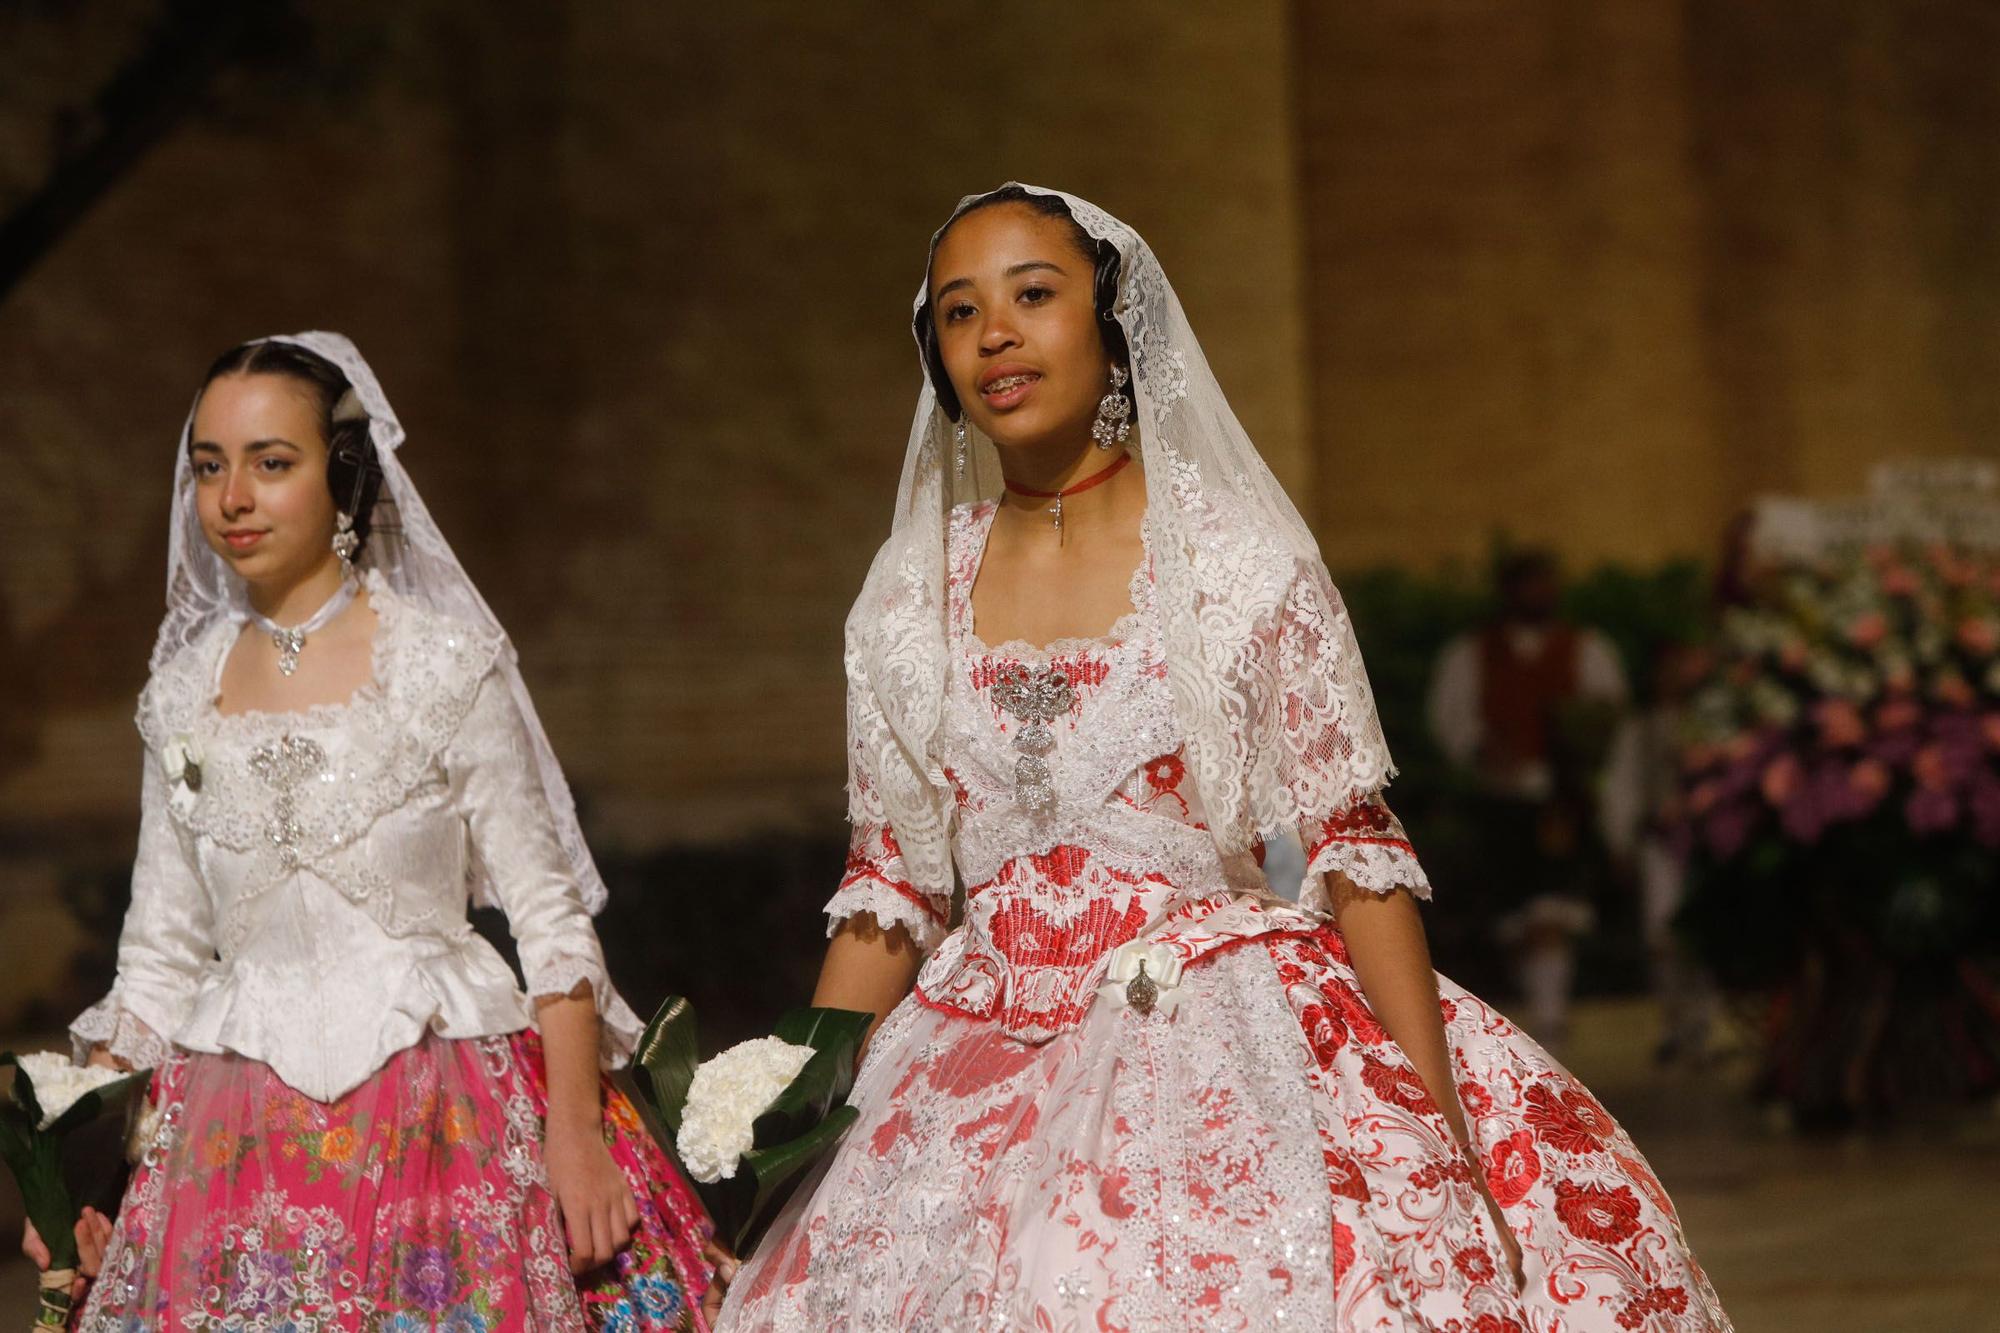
[812, 916, 924, 1048]
[535, 983, 604, 1135]
[1326, 874, 1470, 1146]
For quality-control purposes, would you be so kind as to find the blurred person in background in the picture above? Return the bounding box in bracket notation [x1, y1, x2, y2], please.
[1601, 641, 1719, 1066]
[1427, 550, 1630, 1051]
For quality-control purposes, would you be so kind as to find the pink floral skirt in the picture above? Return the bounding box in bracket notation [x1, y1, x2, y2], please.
[75, 1031, 714, 1333]
[726, 925, 1730, 1331]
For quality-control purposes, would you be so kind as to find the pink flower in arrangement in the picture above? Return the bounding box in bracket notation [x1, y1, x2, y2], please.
[1879, 565, 1922, 597]
[1759, 754, 1803, 806]
[1686, 781, 1721, 816]
[1680, 741, 1721, 774]
[1931, 546, 1977, 588]
[1813, 699, 1868, 749]
[1723, 732, 1762, 764]
[1875, 699, 1923, 733]
[1777, 638, 1810, 672]
[1983, 713, 2000, 752]
[1845, 613, 1890, 650]
[1849, 759, 1892, 803]
[1935, 673, 1977, 709]
[1912, 744, 1950, 790]
[1881, 659, 1917, 694]
[1955, 618, 2000, 657]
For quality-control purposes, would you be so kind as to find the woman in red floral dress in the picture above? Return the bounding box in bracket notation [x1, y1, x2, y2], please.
[718, 186, 1731, 1332]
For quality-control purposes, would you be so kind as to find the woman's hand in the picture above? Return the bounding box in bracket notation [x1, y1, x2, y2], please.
[542, 1120, 639, 1274]
[701, 1238, 740, 1323]
[1462, 1158, 1525, 1293]
[21, 1208, 116, 1304]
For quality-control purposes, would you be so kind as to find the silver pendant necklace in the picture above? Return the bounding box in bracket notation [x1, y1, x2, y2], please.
[246, 577, 358, 676]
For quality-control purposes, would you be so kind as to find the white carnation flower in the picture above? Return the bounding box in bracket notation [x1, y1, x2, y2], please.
[674, 1037, 815, 1184]
[14, 1052, 127, 1131]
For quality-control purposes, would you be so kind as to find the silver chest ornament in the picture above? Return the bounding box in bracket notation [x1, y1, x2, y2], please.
[991, 664, 1077, 815]
[248, 733, 328, 866]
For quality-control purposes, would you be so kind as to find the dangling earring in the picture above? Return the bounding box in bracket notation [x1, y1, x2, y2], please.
[954, 419, 969, 479]
[1091, 366, 1132, 449]
[332, 510, 359, 573]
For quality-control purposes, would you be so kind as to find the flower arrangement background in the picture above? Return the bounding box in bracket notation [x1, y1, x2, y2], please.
[1676, 540, 2000, 1123]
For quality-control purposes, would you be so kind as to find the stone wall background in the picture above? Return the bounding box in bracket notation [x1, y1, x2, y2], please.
[3, 1, 1998, 1024]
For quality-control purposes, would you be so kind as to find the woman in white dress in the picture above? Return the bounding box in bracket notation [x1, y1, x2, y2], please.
[26, 334, 719, 1331]
[720, 187, 1730, 1331]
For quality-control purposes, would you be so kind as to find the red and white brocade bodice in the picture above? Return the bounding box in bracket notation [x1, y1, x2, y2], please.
[825, 502, 1431, 1045]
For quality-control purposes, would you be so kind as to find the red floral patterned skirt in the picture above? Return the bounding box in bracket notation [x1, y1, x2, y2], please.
[728, 925, 1729, 1331]
[74, 1031, 713, 1332]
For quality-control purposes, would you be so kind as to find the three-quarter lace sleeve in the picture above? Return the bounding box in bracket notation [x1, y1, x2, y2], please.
[1298, 792, 1431, 906]
[1264, 560, 1432, 906]
[823, 672, 951, 951]
[72, 759, 216, 1068]
[449, 667, 641, 1066]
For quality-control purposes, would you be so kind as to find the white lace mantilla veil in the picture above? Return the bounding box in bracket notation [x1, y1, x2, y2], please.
[147, 330, 609, 914]
[847, 184, 1397, 902]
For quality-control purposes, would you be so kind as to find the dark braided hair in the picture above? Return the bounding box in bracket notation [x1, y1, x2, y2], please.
[199, 340, 385, 556]
[914, 186, 1132, 424]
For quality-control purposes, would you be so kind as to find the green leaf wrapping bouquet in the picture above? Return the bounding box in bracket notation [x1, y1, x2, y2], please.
[1, 1052, 149, 1330]
[629, 1000, 870, 1255]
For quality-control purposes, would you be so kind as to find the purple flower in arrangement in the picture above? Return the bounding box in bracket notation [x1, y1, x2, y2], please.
[1778, 794, 1829, 844]
[399, 1245, 457, 1313]
[1905, 787, 1960, 835]
[1704, 802, 1757, 860]
[1868, 725, 1922, 768]
[1968, 774, 2000, 848]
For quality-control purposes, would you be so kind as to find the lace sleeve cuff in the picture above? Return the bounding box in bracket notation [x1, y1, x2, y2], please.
[70, 995, 175, 1070]
[524, 952, 643, 1069]
[824, 825, 948, 952]
[1302, 796, 1433, 901]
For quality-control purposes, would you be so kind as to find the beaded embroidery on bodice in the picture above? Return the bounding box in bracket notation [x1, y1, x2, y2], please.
[918, 503, 1246, 1041]
[139, 573, 503, 956]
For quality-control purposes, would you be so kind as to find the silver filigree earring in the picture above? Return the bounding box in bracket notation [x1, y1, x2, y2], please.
[1091, 366, 1132, 448]
[332, 510, 359, 572]
[954, 419, 969, 478]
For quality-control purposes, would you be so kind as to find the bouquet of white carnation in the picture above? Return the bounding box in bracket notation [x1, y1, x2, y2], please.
[2, 1052, 148, 1330]
[631, 999, 870, 1253]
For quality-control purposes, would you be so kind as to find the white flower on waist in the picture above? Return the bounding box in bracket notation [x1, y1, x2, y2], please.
[1098, 940, 1186, 1018]
[13, 1052, 129, 1131]
[675, 1036, 816, 1184]
[161, 732, 204, 818]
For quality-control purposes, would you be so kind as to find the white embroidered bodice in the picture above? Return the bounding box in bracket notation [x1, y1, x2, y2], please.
[73, 573, 640, 1102]
[827, 502, 1431, 1044]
